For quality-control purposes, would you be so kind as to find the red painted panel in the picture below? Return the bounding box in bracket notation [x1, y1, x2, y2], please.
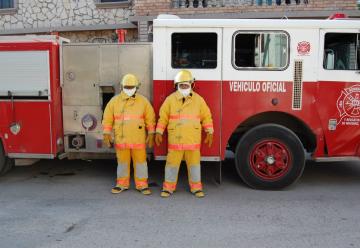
[0, 101, 52, 154]
[0, 41, 63, 157]
[153, 80, 221, 158]
[221, 80, 360, 158]
[316, 82, 360, 156]
[155, 80, 344, 160]
[221, 80, 325, 159]
[48, 43, 64, 155]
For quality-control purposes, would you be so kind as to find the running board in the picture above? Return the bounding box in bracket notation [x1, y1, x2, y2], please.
[155, 156, 221, 161]
[314, 157, 360, 162]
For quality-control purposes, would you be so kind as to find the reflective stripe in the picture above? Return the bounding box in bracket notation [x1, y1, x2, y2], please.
[168, 144, 201, 150]
[115, 143, 146, 149]
[103, 125, 112, 132]
[114, 114, 144, 121]
[165, 165, 179, 182]
[117, 163, 129, 178]
[156, 123, 166, 131]
[135, 163, 148, 179]
[147, 124, 155, 132]
[163, 181, 176, 191]
[202, 124, 213, 129]
[189, 182, 202, 190]
[135, 180, 148, 189]
[116, 178, 130, 187]
[169, 114, 200, 120]
[190, 165, 201, 182]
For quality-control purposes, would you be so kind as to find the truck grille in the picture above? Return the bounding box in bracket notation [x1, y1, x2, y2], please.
[292, 60, 303, 110]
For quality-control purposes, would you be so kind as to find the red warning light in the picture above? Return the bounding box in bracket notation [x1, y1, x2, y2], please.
[328, 13, 348, 19]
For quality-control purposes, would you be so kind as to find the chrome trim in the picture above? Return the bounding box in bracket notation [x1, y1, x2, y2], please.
[155, 155, 221, 161]
[155, 156, 167, 160]
[58, 153, 68, 160]
[49, 103, 53, 154]
[201, 156, 221, 161]
[8, 153, 55, 159]
[314, 157, 360, 162]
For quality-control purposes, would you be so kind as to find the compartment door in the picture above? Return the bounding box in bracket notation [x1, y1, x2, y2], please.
[317, 29, 360, 156]
[0, 50, 53, 157]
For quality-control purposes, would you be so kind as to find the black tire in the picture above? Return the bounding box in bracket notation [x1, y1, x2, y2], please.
[0, 141, 13, 176]
[0, 140, 7, 175]
[3, 158, 14, 175]
[235, 124, 305, 189]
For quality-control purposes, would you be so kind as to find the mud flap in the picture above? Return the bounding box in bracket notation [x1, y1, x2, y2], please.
[214, 160, 222, 185]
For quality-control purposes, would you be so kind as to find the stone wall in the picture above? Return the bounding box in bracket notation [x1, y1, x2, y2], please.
[0, 0, 133, 36]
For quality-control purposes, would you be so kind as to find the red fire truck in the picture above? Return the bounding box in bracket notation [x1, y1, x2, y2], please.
[0, 16, 359, 189]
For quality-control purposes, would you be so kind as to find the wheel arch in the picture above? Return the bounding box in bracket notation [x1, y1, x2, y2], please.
[227, 111, 316, 154]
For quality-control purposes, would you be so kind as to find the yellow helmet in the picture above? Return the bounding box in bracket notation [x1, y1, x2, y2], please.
[174, 70, 194, 85]
[121, 74, 140, 87]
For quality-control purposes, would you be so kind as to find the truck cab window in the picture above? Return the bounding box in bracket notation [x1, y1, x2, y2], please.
[233, 32, 288, 70]
[171, 33, 217, 69]
[323, 33, 359, 70]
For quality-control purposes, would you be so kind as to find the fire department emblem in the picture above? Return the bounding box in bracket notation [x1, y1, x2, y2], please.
[336, 85, 360, 125]
[297, 41, 310, 55]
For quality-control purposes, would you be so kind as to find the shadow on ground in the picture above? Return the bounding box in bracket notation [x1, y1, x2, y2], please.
[3, 158, 360, 190]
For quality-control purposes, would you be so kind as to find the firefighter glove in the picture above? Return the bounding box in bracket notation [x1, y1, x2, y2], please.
[103, 134, 113, 148]
[146, 133, 155, 148]
[204, 133, 213, 148]
[155, 133, 163, 146]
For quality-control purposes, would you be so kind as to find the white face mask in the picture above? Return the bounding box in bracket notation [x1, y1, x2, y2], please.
[178, 87, 191, 97]
[123, 88, 136, 97]
[178, 84, 191, 97]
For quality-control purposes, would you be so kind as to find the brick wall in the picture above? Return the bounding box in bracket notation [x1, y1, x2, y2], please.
[134, 0, 358, 17]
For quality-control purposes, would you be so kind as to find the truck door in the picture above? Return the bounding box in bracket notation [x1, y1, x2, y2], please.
[154, 28, 222, 160]
[317, 29, 360, 156]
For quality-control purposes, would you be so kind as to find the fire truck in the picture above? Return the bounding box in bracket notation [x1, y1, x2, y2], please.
[0, 15, 359, 189]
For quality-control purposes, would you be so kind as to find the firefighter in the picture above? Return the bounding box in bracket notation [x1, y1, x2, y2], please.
[102, 74, 156, 195]
[155, 70, 214, 198]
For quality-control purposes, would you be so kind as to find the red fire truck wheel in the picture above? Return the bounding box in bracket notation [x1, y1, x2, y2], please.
[235, 124, 305, 189]
[0, 141, 13, 176]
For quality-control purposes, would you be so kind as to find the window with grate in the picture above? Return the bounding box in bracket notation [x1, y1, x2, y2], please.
[100, 0, 128, 2]
[95, 0, 129, 8]
[0, 0, 14, 9]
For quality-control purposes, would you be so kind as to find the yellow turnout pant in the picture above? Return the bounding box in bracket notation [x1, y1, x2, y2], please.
[163, 150, 202, 193]
[115, 149, 148, 190]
